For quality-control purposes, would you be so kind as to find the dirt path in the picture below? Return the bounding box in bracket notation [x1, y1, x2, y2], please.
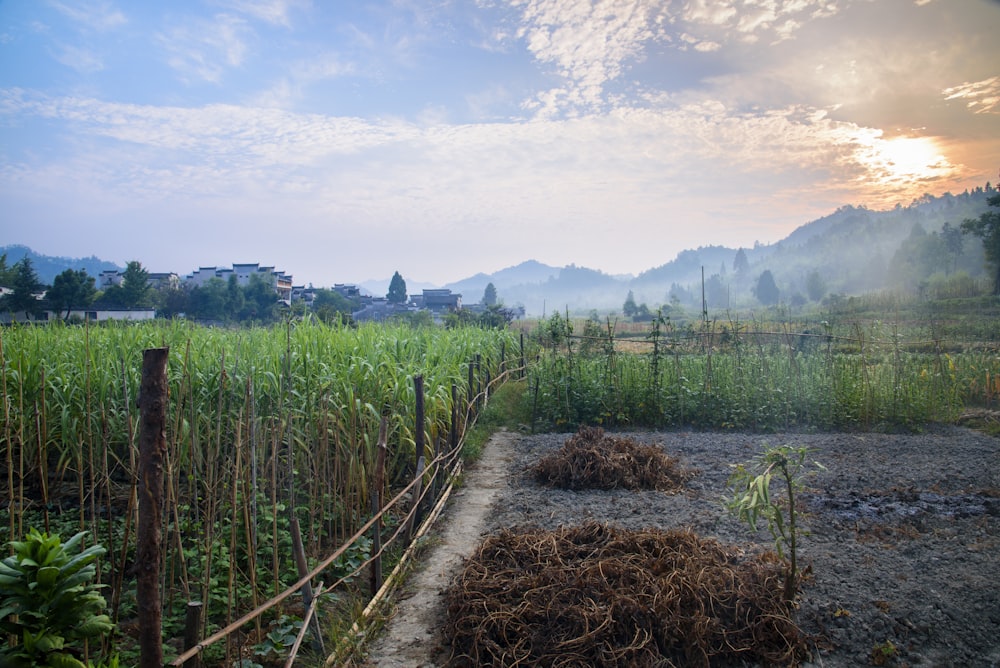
[359, 431, 517, 667]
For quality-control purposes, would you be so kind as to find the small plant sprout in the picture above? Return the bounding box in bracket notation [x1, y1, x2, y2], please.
[726, 443, 825, 604]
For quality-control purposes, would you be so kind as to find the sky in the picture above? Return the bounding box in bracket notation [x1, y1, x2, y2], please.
[1, 0, 999, 288]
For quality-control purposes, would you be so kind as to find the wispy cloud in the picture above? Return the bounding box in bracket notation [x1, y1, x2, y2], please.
[942, 77, 1000, 115]
[157, 14, 252, 84]
[211, 0, 307, 28]
[48, 0, 127, 32]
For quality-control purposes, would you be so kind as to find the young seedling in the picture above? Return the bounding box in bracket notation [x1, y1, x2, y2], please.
[726, 444, 824, 604]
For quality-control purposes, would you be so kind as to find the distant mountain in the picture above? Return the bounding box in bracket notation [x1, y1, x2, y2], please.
[0, 244, 122, 285]
[439, 186, 996, 315]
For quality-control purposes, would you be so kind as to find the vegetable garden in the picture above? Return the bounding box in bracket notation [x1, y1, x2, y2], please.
[1, 319, 520, 666]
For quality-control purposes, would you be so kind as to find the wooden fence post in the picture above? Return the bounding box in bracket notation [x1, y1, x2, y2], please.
[182, 601, 203, 668]
[370, 417, 388, 597]
[520, 332, 525, 379]
[450, 384, 458, 454]
[414, 375, 424, 475]
[137, 347, 169, 668]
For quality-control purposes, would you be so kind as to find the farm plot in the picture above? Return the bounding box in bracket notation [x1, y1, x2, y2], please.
[366, 428, 1000, 667]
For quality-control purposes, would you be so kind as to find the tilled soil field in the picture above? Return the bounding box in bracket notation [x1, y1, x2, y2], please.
[363, 427, 1000, 667]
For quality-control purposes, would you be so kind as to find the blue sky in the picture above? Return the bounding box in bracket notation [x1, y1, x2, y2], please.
[2, 0, 999, 287]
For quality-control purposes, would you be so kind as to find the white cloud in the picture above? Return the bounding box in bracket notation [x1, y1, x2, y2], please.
[158, 14, 252, 84]
[212, 0, 308, 27]
[514, 0, 669, 115]
[942, 77, 1000, 115]
[48, 0, 127, 32]
[52, 43, 104, 73]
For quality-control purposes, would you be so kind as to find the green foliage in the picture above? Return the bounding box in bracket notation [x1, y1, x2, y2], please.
[0, 529, 114, 668]
[387, 271, 407, 304]
[482, 282, 498, 307]
[1, 319, 518, 661]
[120, 260, 151, 308]
[526, 313, 993, 432]
[962, 192, 1000, 294]
[1, 257, 45, 319]
[253, 615, 302, 664]
[47, 269, 97, 320]
[726, 444, 823, 603]
[754, 270, 780, 306]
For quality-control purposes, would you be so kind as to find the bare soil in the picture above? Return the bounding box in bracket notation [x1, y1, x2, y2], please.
[360, 427, 1000, 667]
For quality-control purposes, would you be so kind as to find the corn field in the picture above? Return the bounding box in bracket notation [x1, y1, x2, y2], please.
[0, 318, 519, 663]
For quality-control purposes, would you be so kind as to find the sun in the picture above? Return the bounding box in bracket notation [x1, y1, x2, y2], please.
[877, 136, 946, 178]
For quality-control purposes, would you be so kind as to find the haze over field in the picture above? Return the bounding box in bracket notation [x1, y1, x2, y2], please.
[1, 0, 999, 287]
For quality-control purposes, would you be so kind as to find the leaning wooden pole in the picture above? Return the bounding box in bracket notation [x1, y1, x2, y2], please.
[137, 347, 169, 668]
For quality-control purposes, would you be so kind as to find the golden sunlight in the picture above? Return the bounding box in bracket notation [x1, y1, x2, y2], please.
[879, 136, 946, 177]
[858, 135, 952, 184]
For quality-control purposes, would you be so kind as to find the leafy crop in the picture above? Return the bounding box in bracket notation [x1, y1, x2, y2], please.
[0, 528, 114, 668]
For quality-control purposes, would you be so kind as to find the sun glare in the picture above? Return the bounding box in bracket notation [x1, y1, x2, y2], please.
[857, 135, 952, 183]
[879, 136, 945, 177]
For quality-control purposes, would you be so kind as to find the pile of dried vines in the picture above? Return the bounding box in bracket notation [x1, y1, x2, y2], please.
[444, 522, 807, 667]
[532, 426, 692, 491]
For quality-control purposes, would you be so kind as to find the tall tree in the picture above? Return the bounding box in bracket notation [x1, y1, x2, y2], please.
[962, 193, 1000, 294]
[733, 248, 750, 275]
[754, 270, 780, 306]
[622, 290, 638, 318]
[387, 271, 407, 304]
[805, 270, 826, 302]
[47, 268, 97, 320]
[481, 282, 498, 306]
[940, 222, 964, 274]
[1, 258, 44, 320]
[121, 260, 152, 308]
[0, 253, 12, 286]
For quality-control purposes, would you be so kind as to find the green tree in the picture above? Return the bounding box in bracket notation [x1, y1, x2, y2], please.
[241, 273, 280, 322]
[622, 290, 638, 318]
[312, 288, 357, 324]
[120, 260, 151, 308]
[155, 285, 190, 319]
[962, 193, 1000, 294]
[1, 258, 44, 320]
[754, 270, 780, 306]
[0, 253, 13, 286]
[46, 269, 96, 320]
[733, 248, 750, 275]
[188, 278, 228, 320]
[704, 273, 727, 310]
[805, 270, 826, 302]
[387, 271, 408, 304]
[226, 274, 245, 320]
[482, 282, 498, 307]
[940, 222, 964, 274]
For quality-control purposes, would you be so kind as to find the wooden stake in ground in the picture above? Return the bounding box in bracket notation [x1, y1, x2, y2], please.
[137, 347, 169, 668]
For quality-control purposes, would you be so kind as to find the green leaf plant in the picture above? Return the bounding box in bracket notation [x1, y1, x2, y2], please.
[0, 528, 115, 668]
[726, 444, 824, 605]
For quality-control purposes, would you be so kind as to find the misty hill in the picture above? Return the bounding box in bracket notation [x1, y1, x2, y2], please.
[441, 186, 996, 314]
[0, 244, 122, 285]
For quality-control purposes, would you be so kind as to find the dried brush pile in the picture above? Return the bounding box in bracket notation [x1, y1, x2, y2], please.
[532, 426, 692, 491]
[444, 523, 806, 667]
